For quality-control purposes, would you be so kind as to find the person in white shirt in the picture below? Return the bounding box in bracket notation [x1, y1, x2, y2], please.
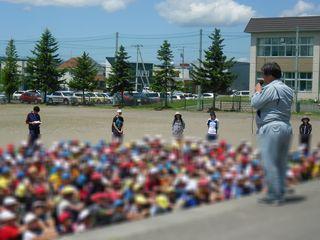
[207, 112, 219, 141]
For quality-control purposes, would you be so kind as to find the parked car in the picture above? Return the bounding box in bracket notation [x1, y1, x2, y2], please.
[92, 92, 105, 104]
[26, 90, 41, 95]
[86, 92, 100, 103]
[113, 92, 135, 106]
[202, 93, 214, 98]
[231, 90, 250, 97]
[171, 93, 185, 100]
[74, 92, 93, 104]
[47, 91, 78, 105]
[144, 92, 161, 103]
[0, 92, 7, 104]
[101, 93, 113, 104]
[184, 93, 195, 100]
[13, 91, 26, 100]
[20, 92, 42, 104]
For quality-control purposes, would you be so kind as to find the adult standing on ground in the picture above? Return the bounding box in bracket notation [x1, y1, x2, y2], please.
[299, 116, 312, 154]
[207, 112, 219, 141]
[26, 106, 41, 146]
[251, 62, 293, 205]
[112, 109, 124, 143]
[172, 112, 185, 140]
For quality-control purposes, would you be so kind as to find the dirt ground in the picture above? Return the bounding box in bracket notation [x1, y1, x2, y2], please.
[0, 104, 319, 151]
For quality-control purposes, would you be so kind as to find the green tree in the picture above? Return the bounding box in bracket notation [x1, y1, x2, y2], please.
[106, 45, 133, 106]
[2, 39, 20, 103]
[191, 28, 236, 109]
[68, 52, 98, 103]
[151, 40, 180, 108]
[26, 29, 64, 102]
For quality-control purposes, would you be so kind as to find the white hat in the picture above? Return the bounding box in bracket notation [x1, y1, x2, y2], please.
[0, 210, 16, 222]
[175, 112, 181, 116]
[3, 197, 17, 206]
[117, 109, 122, 113]
[24, 213, 37, 224]
[78, 209, 90, 221]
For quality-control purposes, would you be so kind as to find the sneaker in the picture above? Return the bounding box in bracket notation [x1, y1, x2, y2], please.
[258, 196, 286, 206]
[274, 198, 286, 206]
[257, 197, 276, 205]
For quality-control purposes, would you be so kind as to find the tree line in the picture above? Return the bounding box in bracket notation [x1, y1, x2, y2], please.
[0, 28, 235, 107]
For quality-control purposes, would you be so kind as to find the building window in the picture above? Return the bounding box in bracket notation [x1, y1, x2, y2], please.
[256, 71, 313, 92]
[282, 72, 312, 92]
[257, 37, 313, 57]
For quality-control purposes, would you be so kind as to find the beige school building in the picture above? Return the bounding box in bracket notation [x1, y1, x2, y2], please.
[245, 16, 320, 100]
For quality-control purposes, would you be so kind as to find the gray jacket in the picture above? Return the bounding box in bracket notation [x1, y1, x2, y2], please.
[251, 80, 294, 130]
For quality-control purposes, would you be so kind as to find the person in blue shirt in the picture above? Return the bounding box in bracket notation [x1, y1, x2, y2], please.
[25, 106, 41, 146]
[251, 62, 293, 205]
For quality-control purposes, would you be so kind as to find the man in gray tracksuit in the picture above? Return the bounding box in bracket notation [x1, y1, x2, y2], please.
[251, 62, 294, 205]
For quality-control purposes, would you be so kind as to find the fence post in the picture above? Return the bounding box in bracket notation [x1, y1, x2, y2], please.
[231, 97, 235, 111]
[239, 96, 242, 111]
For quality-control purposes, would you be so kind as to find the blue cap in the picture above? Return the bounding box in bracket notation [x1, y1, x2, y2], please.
[211, 172, 221, 181]
[113, 199, 124, 208]
[62, 172, 71, 180]
[1, 166, 10, 174]
[17, 171, 25, 179]
[76, 174, 87, 186]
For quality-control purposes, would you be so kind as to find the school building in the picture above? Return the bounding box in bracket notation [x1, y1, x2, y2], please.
[245, 16, 320, 100]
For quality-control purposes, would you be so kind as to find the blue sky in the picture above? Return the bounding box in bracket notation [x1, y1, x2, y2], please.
[0, 0, 320, 64]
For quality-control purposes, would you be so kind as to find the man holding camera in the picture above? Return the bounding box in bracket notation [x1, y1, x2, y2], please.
[251, 62, 294, 205]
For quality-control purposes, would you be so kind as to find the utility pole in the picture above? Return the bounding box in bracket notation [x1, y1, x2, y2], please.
[179, 47, 185, 83]
[132, 44, 143, 91]
[197, 29, 203, 111]
[294, 27, 299, 112]
[115, 32, 119, 57]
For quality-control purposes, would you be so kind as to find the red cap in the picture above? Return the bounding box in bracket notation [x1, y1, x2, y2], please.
[34, 185, 46, 196]
[198, 178, 209, 187]
[7, 144, 15, 154]
[91, 172, 102, 181]
[91, 192, 111, 202]
[58, 212, 71, 223]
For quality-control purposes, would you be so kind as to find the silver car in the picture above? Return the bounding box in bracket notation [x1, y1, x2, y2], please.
[47, 91, 78, 105]
[0, 92, 7, 104]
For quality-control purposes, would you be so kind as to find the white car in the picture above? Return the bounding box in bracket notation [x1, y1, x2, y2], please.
[13, 91, 25, 100]
[231, 90, 250, 97]
[91, 92, 108, 104]
[184, 93, 195, 100]
[102, 93, 113, 103]
[47, 91, 78, 105]
[202, 93, 214, 98]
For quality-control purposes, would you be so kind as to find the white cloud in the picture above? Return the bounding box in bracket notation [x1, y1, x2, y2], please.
[281, 0, 320, 17]
[1, 0, 135, 12]
[156, 0, 255, 27]
[22, 5, 31, 11]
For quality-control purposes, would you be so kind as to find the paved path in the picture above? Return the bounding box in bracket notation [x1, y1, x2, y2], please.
[62, 180, 319, 240]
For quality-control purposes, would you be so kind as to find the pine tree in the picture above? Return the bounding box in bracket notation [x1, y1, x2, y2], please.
[107, 45, 133, 106]
[26, 29, 64, 102]
[151, 40, 180, 108]
[69, 52, 98, 103]
[191, 28, 236, 108]
[2, 39, 20, 103]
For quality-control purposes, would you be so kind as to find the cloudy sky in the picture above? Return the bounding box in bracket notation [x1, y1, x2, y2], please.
[0, 0, 320, 63]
